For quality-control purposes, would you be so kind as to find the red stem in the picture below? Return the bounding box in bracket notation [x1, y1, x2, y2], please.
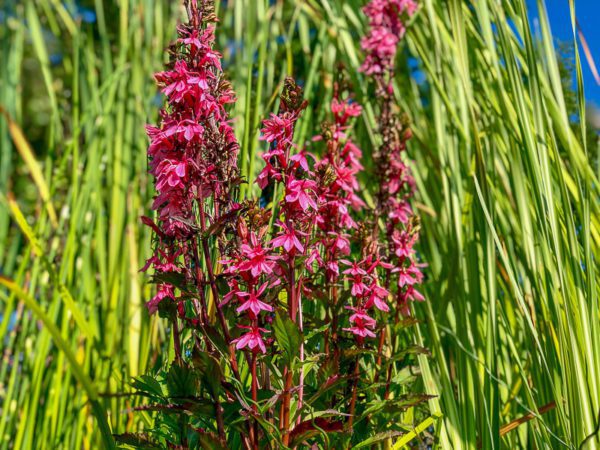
[251, 351, 259, 450]
[197, 185, 242, 380]
[347, 355, 361, 434]
[281, 256, 296, 445]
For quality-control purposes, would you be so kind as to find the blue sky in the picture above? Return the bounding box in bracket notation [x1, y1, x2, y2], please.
[531, 0, 600, 105]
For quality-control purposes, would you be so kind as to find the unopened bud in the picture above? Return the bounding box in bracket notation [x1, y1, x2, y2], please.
[237, 218, 248, 240]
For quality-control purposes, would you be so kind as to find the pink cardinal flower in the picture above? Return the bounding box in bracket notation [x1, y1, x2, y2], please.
[270, 222, 306, 254]
[389, 198, 412, 223]
[305, 249, 323, 273]
[326, 261, 340, 279]
[235, 283, 273, 316]
[256, 161, 282, 189]
[285, 178, 318, 211]
[392, 229, 417, 259]
[341, 260, 367, 276]
[365, 283, 391, 312]
[327, 232, 351, 255]
[232, 326, 270, 354]
[331, 97, 362, 123]
[343, 308, 377, 339]
[238, 233, 279, 277]
[401, 285, 425, 303]
[394, 262, 424, 287]
[154, 159, 187, 190]
[290, 151, 312, 172]
[346, 306, 377, 327]
[260, 113, 294, 144]
[178, 119, 204, 142]
[342, 259, 369, 296]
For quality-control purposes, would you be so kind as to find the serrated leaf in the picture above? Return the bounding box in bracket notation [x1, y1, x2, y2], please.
[166, 364, 200, 400]
[132, 375, 165, 399]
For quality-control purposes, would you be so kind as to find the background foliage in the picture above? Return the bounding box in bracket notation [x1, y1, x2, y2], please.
[0, 0, 598, 448]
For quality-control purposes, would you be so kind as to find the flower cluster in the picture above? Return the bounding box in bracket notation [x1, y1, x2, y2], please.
[220, 78, 312, 355]
[258, 79, 313, 295]
[361, 0, 424, 318]
[313, 86, 364, 283]
[360, 0, 418, 75]
[341, 256, 393, 339]
[221, 212, 279, 354]
[143, 0, 240, 323]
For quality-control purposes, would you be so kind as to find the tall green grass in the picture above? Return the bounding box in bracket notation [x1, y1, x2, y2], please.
[0, 0, 598, 448]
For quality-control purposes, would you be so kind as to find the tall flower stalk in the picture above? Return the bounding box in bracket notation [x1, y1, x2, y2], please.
[359, 0, 423, 400]
[142, 1, 248, 445]
[256, 78, 313, 445]
[144, 0, 240, 357]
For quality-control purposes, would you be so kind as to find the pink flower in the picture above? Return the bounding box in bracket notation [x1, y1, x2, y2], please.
[236, 284, 273, 316]
[389, 198, 412, 224]
[344, 308, 377, 338]
[285, 178, 318, 211]
[392, 229, 417, 259]
[365, 256, 394, 273]
[256, 162, 281, 189]
[401, 285, 425, 303]
[344, 325, 376, 338]
[360, 0, 418, 74]
[178, 119, 204, 142]
[155, 159, 187, 190]
[331, 98, 362, 121]
[328, 232, 351, 255]
[346, 306, 377, 327]
[365, 283, 390, 312]
[232, 326, 270, 354]
[394, 262, 423, 287]
[342, 260, 367, 276]
[326, 261, 340, 279]
[290, 151, 312, 172]
[270, 222, 305, 254]
[238, 233, 279, 277]
[260, 113, 294, 144]
[305, 249, 323, 273]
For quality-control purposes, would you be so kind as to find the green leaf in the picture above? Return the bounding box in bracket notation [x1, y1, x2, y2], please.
[200, 324, 230, 361]
[113, 433, 162, 449]
[151, 272, 190, 291]
[166, 364, 200, 400]
[132, 375, 165, 399]
[361, 394, 436, 418]
[386, 345, 431, 363]
[193, 430, 228, 450]
[273, 310, 303, 365]
[353, 431, 405, 449]
[192, 350, 223, 399]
